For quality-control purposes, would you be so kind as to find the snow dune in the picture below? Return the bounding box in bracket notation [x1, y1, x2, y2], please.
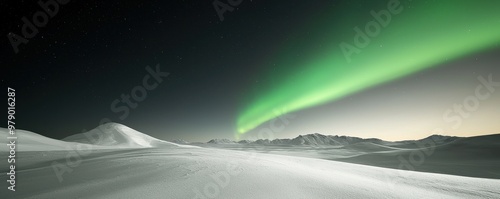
[0, 128, 79, 151]
[1, 123, 499, 198]
[2, 146, 500, 198]
[62, 123, 182, 148]
[0, 123, 185, 152]
[338, 134, 500, 179]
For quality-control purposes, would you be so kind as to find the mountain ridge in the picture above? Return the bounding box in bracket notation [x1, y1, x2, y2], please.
[200, 133, 461, 146]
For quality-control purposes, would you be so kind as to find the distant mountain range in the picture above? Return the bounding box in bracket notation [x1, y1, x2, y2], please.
[172, 133, 461, 146]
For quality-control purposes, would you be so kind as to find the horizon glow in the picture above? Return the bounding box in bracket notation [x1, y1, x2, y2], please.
[237, 0, 500, 134]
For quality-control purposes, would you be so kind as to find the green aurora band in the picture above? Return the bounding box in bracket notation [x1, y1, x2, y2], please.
[237, 0, 500, 134]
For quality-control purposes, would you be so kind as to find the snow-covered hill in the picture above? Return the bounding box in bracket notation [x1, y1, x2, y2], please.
[0, 123, 185, 151]
[204, 133, 458, 147]
[3, 144, 500, 198]
[0, 128, 81, 151]
[1, 124, 498, 198]
[171, 139, 190, 144]
[63, 122, 181, 148]
[207, 138, 236, 144]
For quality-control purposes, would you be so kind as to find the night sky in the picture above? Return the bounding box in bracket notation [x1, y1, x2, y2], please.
[2, 0, 500, 142]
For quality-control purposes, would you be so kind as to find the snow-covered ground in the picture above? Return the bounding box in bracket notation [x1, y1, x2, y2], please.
[1, 123, 499, 198]
[194, 133, 500, 179]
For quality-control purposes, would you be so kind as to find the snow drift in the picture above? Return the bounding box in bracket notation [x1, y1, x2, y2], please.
[1, 124, 499, 198]
[63, 122, 181, 148]
[3, 145, 500, 198]
[0, 123, 185, 151]
[0, 128, 78, 151]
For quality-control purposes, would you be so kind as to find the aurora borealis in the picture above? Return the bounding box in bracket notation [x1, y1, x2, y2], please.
[236, 0, 500, 135]
[3, 0, 500, 142]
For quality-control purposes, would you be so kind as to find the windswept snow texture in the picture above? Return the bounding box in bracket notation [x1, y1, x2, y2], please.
[2, 146, 500, 198]
[197, 133, 500, 179]
[1, 124, 499, 198]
